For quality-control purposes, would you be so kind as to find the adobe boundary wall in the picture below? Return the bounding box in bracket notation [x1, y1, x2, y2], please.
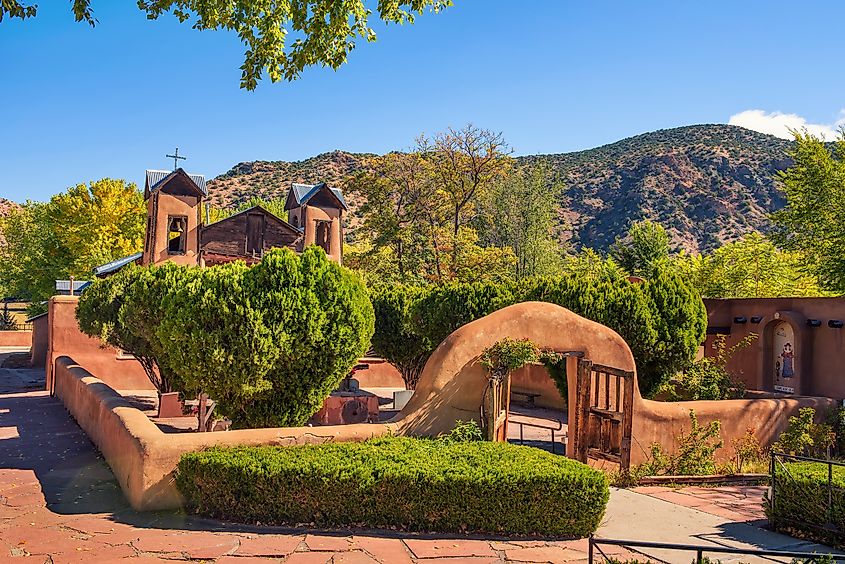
[389, 302, 841, 466]
[632, 396, 839, 464]
[31, 314, 48, 367]
[0, 330, 32, 348]
[54, 302, 843, 511]
[704, 297, 845, 398]
[54, 356, 397, 511]
[47, 296, 154, 392]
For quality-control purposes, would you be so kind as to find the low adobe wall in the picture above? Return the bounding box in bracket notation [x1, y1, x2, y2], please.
[31, 314, 48, 367]
[54, 356, 397, 511]
[46, 296, 155, 392]
[512, 363, 565, 410]
[632, 396, 839, 464]
[354, 358, 405, 389]
[0, 330, 32, 348]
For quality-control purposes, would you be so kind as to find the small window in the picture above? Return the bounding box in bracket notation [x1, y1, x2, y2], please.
[316, 220, 331, 254]
[168, 216, 187, 254]
[292, 214, 299, 229]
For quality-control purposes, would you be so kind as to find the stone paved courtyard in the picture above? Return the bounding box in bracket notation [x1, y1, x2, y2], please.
[0, 352, 835, 563]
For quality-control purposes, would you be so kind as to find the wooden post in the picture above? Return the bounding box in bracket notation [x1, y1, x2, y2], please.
[620, 371, 635, 470]
[574, 359, 592, 463]
[197, 393, 208, 433]
[483, 380, 495, 441]
[501, 373, 512, 441]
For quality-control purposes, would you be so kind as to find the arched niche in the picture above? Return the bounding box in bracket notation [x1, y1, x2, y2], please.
[761, 311, 809, 395]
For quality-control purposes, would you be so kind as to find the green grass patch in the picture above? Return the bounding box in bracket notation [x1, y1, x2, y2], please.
[176, 437, 609, 536]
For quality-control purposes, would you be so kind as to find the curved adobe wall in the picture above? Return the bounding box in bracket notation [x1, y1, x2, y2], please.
[392, 301, 637, 450]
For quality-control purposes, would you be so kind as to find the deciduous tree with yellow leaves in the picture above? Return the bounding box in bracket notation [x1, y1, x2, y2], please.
[0, 178, 145, 311]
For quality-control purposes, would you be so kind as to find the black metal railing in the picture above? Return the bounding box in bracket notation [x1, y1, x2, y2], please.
[588, 536, 841, 563]
[770, 451, 845, 538]
[1, 321, 33, 332]
[508, 415, 565, 454]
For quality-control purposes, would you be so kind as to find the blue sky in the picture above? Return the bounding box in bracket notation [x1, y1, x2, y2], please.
[2, 0, 844, 202]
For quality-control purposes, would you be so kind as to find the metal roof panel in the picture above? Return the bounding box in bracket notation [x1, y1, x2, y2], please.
[92, 252, 143, 277]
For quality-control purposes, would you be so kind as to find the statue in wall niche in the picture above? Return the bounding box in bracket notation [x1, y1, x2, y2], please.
[781, 342, 795, 379]
[772, 322, 797, 394]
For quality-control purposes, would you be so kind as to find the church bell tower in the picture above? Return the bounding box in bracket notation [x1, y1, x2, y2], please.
[141, 167, 207, 267]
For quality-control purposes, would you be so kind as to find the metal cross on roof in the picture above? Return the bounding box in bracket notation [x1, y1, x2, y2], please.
[166, 147, 187, 170]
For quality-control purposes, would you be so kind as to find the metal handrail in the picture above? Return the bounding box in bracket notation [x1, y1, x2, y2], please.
[588, 536, 841, 563]
[508, 415, 565, 454]
[770, 451, 845, 536]
[773, 451, 845, 467]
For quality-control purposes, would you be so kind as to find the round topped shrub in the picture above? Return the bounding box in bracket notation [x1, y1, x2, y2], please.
[78, 246, 374, 428]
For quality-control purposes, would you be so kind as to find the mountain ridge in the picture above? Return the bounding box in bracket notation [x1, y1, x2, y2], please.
[207, 124, 795, 253]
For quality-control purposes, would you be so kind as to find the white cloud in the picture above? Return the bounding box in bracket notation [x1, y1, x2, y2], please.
[728, 109, 845, 141]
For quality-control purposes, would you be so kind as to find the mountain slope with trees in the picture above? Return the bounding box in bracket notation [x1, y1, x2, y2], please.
[208, 124, 793, 253]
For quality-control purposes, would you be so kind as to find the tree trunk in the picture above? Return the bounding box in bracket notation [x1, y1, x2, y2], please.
[396, 238, 405, 279]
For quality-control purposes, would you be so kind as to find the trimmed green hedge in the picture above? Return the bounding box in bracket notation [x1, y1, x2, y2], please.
[766, 461, 845, 545]
[176, 437, 610, 536]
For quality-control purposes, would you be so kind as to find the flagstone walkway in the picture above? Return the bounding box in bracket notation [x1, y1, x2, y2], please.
[631, 485, 768, 523]
[0, 354, 836, 563]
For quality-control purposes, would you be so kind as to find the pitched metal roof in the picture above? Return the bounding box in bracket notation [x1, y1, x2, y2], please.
[92, 252, 143, 277]
[145, 169, 207, 196]
[288, 182, 347, 210]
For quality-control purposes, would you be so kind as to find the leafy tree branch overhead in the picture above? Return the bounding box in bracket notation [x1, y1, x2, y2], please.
[0, 0, 452, 90]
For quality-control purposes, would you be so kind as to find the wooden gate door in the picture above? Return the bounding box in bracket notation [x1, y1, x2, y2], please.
[573, 359, 635, 470]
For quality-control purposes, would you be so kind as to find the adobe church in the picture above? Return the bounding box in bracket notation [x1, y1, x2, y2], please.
[98, 167, 347, 276]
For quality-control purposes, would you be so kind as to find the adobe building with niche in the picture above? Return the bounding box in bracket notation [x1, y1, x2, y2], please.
[704, 297, 845, 399]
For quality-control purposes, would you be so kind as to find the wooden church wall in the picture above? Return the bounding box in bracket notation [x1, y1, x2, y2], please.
[201, 211, 300, 259]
